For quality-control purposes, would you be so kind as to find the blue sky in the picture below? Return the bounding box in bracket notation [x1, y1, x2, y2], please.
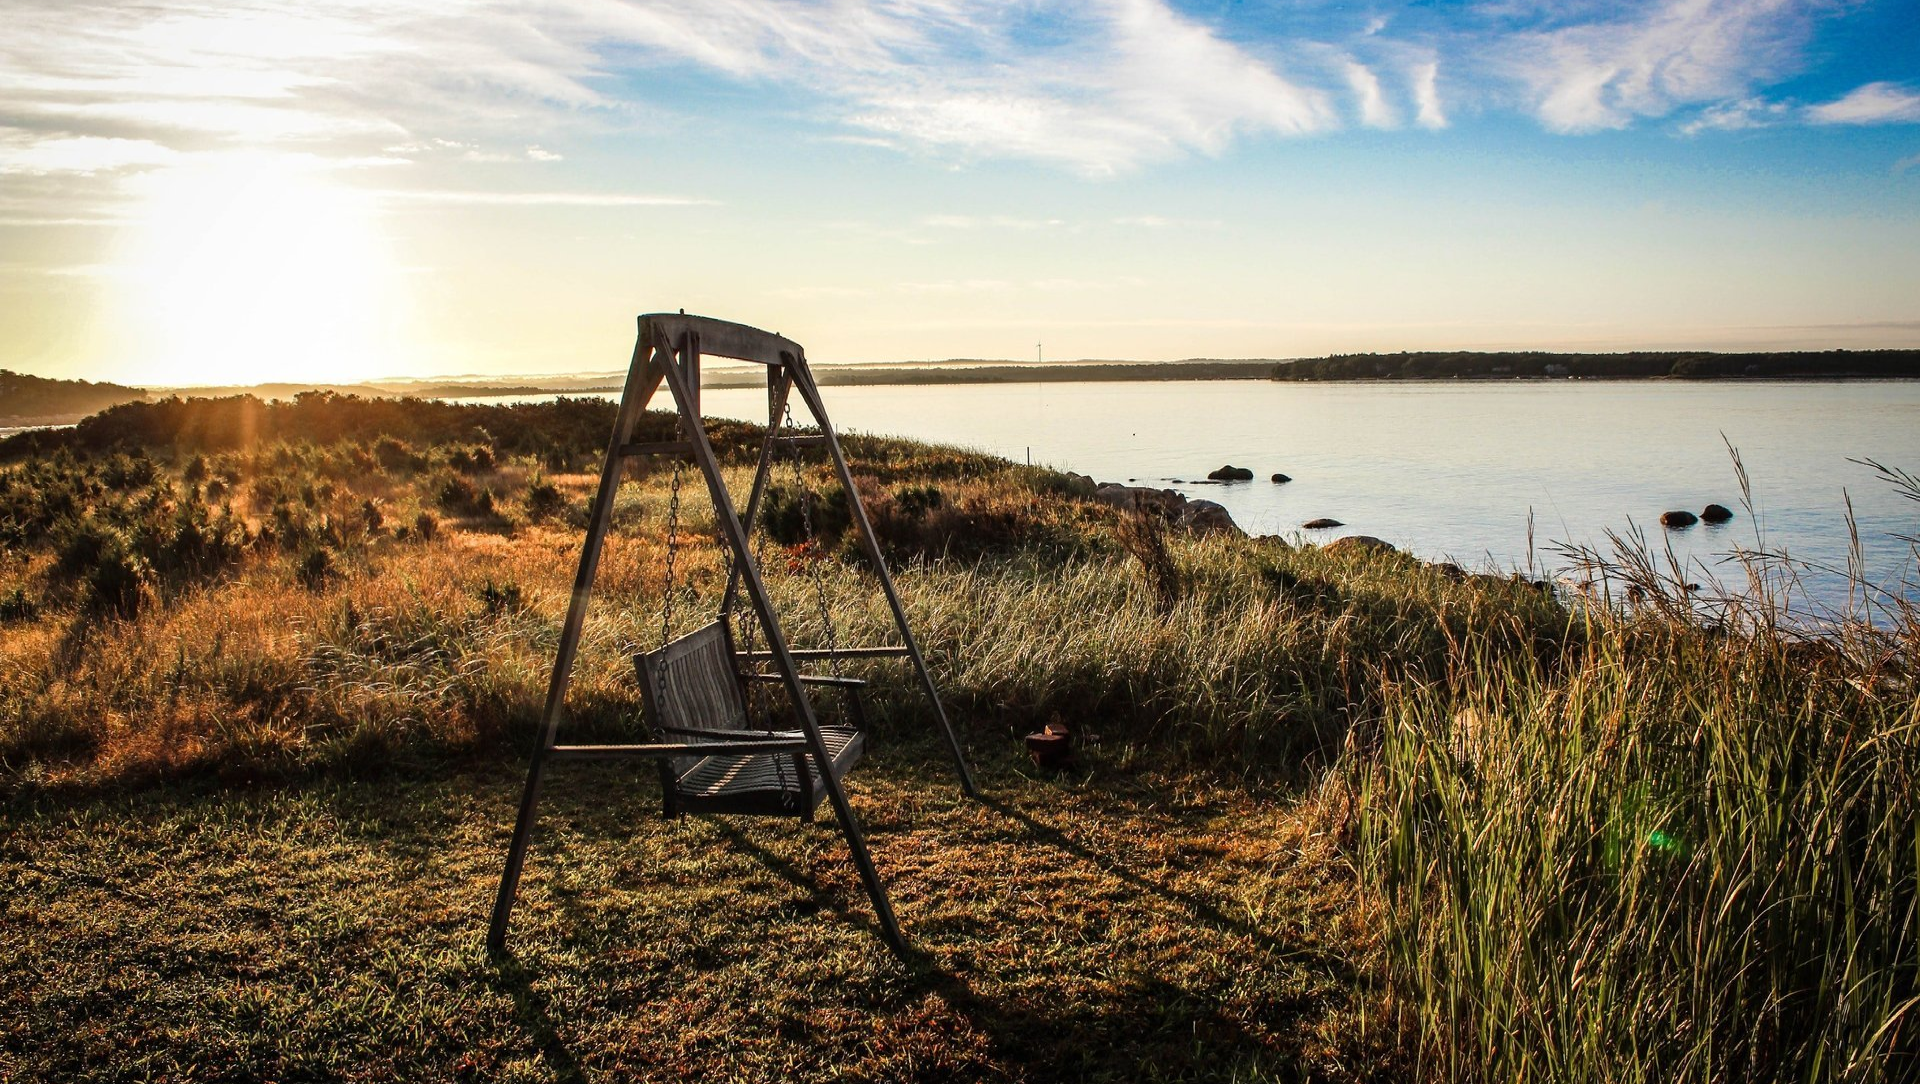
[1, 0, 1917, 386]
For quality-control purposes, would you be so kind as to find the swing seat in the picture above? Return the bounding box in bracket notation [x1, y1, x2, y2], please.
[634, 621, 866, 819]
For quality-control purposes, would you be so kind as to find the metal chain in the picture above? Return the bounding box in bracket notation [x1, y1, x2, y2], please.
[655, 459, 684, 701]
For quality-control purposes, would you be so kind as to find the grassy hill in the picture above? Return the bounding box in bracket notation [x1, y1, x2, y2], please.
[0, 369, 145, 423]
[1, 393, 1915, 1081]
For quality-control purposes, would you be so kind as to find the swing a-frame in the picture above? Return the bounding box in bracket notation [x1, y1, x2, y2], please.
[488, 312, 978, 955]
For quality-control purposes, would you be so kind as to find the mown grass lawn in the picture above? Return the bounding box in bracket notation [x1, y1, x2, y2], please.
[2, 738, 1396, 1083]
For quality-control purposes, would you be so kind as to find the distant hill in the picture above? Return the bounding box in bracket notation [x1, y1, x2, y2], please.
[1272, 350, 1920, 382]
[0, 370, 145, 424]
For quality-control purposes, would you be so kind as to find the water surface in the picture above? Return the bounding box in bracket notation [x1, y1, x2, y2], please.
[690, 379, 1920, 614]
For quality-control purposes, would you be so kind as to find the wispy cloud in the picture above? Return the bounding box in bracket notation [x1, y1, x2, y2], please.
[921, 214, 1065, 230]
[1679, 96, 1792, 135]
[379, 190, 716, 207]
[1495, 0, 1816, 134]
[0, 0, 1896, 184]
[0, 134, 180, 175]
[1410, 62, 1447, 130]
[1344, 63, 1398, 128]
[1807, 82, 1920, 125]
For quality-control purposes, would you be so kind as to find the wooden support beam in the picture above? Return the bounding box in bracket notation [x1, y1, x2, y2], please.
[655, 341, 907, 954]
[489, 331, 666, 955]
[788, 362, 979, 799]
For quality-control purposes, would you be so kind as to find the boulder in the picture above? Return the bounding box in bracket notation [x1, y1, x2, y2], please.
[1179, 499, 1243, 536]
[1433, 561, 1466, 582]
[1326, 535, 1395, 554]
[1206, 464, 1256, 482]
[1660, 510, 1698, 529]
[1095, 483, 1182, 515]
[1270, 473, 1291, 484]
[1302, 517, 1343, 529]
[1093, 483, 1238, 534]
[1060, 471, 1097, 497]
[1701, 503, 1734, 524]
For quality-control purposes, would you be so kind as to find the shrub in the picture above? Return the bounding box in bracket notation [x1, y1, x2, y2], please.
[85, 545, 152, 617]
[0, 586, 38, 623]
[762, 482, 851, 546]
[297, 546, 335, 589]
[54, 517, 120, 577]
[449, 445, 494, 474]
[435, 474, 478, 512]
[477, 578, 524, 615]
[374, 436, 422, 473]
[893, 484, 945, 518]
[412, 512, 438, 542]
[523, 475, 566, 522]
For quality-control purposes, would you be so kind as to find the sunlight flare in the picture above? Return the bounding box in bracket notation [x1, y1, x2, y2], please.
[116, 154, 405, 387]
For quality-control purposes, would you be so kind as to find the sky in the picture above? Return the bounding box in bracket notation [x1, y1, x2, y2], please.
[1, 0, 1918, 388]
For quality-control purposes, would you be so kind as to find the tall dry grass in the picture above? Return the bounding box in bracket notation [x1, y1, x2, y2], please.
[1349, 464, 1920, 1082]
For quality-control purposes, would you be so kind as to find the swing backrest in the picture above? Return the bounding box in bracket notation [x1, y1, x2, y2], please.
[634, 620, 748, 737]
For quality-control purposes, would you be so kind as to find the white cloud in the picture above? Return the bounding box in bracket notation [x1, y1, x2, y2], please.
[1411, 62, 1447, 129]
[379, 190, 716, 207]
[1111, 215, 1222, 229]
[1807, 82, 1920, 126]
[0, 0, 1885, 183]
[1498, 0, 1815, 133]
[1345, 62, 1398, 128]
[921, 214, 1065, 230]
[0, 132, 181, 174]
[1678, 96, 1791, 134]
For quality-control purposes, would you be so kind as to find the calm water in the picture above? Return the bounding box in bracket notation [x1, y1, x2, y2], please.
[480, 378, 1920, 613]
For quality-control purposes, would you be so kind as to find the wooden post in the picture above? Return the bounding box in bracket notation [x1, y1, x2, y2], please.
[720, 368, 793, 620]
[488, 329, 665, 954]
[787, 361, 979, 799]
[654, 346, 906, 952]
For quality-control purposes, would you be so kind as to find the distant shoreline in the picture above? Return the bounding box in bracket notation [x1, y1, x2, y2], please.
[4, 349, 1919, 430]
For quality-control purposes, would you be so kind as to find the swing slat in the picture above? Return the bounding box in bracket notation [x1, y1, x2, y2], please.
[635, 620, 866, 818]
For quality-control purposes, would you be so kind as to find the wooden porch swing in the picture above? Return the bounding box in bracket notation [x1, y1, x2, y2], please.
[487, 313, 978, 955]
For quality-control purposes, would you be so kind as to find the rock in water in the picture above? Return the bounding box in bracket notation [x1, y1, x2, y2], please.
[1303, 517, 1343, 529]
[1207, 464, 1255, 481]
[1701, 503, 1734, 523]
[1270, 473, 1291, 484]
[1326, 535, 1395, 554]
[1180, 499, 1242, 535]
[1660, 510, 1698, 528]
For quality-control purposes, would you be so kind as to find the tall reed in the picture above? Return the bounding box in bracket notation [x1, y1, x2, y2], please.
[1353, 530, 1920, 1081]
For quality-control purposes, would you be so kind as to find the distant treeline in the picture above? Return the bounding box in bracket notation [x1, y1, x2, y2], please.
[0, 370, 145, 422]
[0, 391, 759, 466]
[707, 360, 1280, 388]
[1272, 349, 1920, 382]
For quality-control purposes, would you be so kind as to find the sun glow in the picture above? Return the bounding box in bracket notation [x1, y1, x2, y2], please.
[116, 155, 406, 388]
